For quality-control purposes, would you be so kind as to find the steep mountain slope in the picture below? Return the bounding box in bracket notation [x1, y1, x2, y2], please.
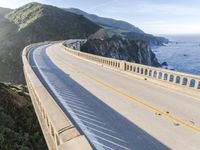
[0, 82, 47, 149]
[7, 3, 100, 39]
[81, 35, 160, 67]
[65, 8, 144, 33]
[0, 3, 100, 83]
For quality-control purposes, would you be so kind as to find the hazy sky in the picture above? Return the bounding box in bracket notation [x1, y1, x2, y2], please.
[0, 0, 200, 35]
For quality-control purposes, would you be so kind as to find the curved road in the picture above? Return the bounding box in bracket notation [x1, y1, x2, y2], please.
[28, 41, 200, 150]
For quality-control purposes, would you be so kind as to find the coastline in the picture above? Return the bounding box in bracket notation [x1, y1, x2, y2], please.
[152, 35, 200, 76]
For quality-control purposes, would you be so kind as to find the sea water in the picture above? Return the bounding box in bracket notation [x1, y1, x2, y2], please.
[152, 35, 200, 76]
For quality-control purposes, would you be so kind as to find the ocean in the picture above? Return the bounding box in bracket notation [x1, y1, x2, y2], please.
[152, 35, 200, 76]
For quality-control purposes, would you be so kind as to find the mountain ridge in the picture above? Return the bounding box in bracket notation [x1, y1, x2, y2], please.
[65, 8, 144, 34]
[0, 2, 100, 83]
[65, 8, 169, 46]
[7, 2, 100, 36]
[0, 2, 167, 83]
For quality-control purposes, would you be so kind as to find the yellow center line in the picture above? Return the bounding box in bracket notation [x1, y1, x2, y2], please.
[50, 47, 200, 134]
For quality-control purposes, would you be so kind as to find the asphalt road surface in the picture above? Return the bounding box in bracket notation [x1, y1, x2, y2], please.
[28, 42, 200, 150]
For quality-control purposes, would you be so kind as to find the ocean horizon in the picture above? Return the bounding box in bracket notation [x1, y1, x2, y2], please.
[152, 35, 200, 76]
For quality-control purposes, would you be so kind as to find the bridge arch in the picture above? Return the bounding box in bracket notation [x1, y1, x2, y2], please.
[137, 67, 140, 73]
[141, 68, 144, 74]
[176, 76, 181, 84]
[158, 72, 163, 79]
[153, 71, 157, 78]
[164, 73, 168, 80]
[169, 74, 174, 82]
[149, 70, 152, 77]
[127, 65, 129, 70]
[198, 81, 200, 89]
[130, 65, 132, 71]
[145, 69, 148, 75]
[133, 66, 136, 72]
[189, 79, 196, 87]
[182, 77, 188, 85]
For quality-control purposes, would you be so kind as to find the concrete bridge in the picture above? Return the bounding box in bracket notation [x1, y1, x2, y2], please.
[22, 40, 200, 150]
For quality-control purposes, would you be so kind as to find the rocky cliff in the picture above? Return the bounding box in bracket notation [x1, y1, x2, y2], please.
[0, 82, 47, 150]
[81, 36, 160, 67]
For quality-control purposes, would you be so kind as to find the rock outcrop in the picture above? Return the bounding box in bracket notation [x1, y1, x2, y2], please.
[88, 29, 109, 40]
[81, 35, 160, 67]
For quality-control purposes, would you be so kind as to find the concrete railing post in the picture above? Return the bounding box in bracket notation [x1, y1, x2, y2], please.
[62, 42, 200, 91]
[179, 77, 183, 85]
[173, 75, 177, 84]
[23, 43, 93, 150]
[120, 61, 126, 71]
[187, 78, 191, 87]
[195, 80, 199, 89]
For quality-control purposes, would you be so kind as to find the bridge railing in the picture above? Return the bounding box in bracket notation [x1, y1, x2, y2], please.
[22, 43, 92, 150]
[62, 44, 200, 92]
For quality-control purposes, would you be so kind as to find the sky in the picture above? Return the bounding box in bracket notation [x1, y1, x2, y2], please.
[0, 0, 200, 35]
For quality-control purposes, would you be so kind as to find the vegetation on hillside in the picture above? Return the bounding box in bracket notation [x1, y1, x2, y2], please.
[0, 3, 100, 83]
[100, 25, 131, 37]
[65, 8, 144, 33]
[65, 8, 169, 46]
[7, 2, 100, 37]
[0, 82, 47, 150]
[0, 3, 167, 150]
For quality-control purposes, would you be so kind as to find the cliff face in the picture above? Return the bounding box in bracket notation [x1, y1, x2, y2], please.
[0, 82, 47, 150]
[81, 36, 160, 67]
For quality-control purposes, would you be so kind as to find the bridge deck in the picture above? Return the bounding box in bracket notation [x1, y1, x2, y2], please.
[29, 42, 200, 150]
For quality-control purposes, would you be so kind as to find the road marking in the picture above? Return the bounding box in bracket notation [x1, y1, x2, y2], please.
[56, 56, 200, 133]
[60, 46, 200, 103]
[81, 71, 200, 134]
[92, 140, 115, 150]
[86, 126, 126, 142]
[48, 45, 200, 134]
[85, 131, 131, 150]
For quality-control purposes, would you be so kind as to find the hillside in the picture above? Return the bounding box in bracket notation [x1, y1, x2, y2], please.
[0, 82, 47, 149]
[124, 32, 169, 46]
[7, 3, 100, 38]
[65, 8, 144, 33]
[0, 3, 100, 83]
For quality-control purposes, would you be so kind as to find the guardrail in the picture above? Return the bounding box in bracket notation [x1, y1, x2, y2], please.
[22, 43, 92, 150]
[61, 43, 200, 92]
